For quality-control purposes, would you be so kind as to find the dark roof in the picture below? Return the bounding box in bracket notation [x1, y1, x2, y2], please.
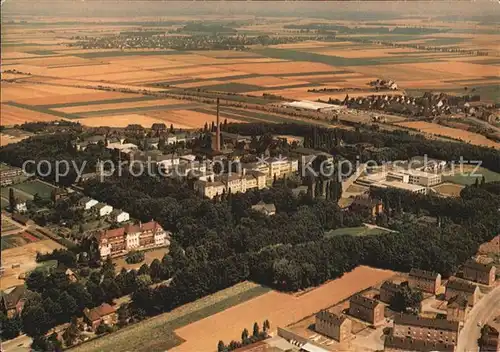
[409, 268, 440, 281]
[350, 295, 381, 310]
[381, 281, 401, 293]
[384, 336, 455, 352]
[448, 294, 468, 309]
[1, 285, 27, 310]
[394, 313, 459, 332]
[316, 310, 347, 325]
[446, 278, 478, 294]
[464, 259, 495, 273]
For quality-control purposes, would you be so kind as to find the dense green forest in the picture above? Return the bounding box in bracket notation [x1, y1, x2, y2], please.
[1, 122, 499, 348]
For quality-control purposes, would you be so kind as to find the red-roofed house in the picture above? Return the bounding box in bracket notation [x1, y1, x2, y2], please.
[94, 221, 170, 259]
[83, 303, 117, 331]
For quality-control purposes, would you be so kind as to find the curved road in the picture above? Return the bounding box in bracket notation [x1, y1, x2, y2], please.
[456, 285, 500, 352]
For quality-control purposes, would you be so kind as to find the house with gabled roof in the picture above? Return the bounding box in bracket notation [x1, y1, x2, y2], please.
[348, 295, 385, 325]
[315, 311, 351, 342]
[408, 268, 442, 294]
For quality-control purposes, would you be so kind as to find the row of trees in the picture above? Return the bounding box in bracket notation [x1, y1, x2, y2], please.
[217, 320, 270, 352]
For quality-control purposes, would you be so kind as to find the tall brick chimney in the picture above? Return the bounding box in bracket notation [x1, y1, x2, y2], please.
[215, 98, 221, 151]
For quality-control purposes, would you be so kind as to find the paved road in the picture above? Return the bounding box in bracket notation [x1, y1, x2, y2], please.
[456, 285, 500, 352]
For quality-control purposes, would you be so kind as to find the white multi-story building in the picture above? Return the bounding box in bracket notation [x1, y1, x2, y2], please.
[268, 157, 299, 179]
[111, 209, 130, 223]
[405, 170, 442, 187]
[95, 203, 113, 217]
[80, 197, 98, 210]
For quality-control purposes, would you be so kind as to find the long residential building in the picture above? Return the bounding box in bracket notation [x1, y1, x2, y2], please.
[393, 313, 460, 345]
[94, 221, 170, 259]
[194, 170, 267, 199]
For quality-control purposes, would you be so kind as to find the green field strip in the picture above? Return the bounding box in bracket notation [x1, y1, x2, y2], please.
[38, 95, 158, 109]
[5, 101, 82, 119]
[274, 70, 353, 77]
[263, 82, 321, 90]
[26, 50, 58, 55]
[221, 107, 314, 125]
[190, 107, 263, 123]
[73, 50, 184, 59]
[2, 42, 56, 47]
[423, 37, 466, 46]
[76, 103, 200, 117]
[196, 82, 264, 93]
[253, 47, 381, 67]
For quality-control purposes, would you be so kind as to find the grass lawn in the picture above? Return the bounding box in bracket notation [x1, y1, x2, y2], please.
[325, 226, 393, 238]
[70, 282, 271, 352]
[1, 198, 9, 209]
[14, 180, 56, 199]
[443, 167, 500, 185]
[1, 187, 33, 202]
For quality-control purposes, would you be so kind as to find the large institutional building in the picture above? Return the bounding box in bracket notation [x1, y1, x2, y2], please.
[94, 221, 170, 259]
[194, 170, 267, 199]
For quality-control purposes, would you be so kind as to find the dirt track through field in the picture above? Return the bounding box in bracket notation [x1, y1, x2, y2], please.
[170, 266, 395, 352]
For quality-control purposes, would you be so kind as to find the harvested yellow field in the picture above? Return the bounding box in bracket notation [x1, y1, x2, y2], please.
[0, 104, 61, 126]
[76, 114, 172, 128]
[73, 70, 167, 84]
[400, 62, 500, 78]
[1, 82, 106, 103]
[15, 90, 142, 106]
[396, 121, 500, 149]
[170, 266, 396, 352]
[158, 66, 226, 76]
[194, 70, 250, 80]
[145, 109, 242, 128]
[176, 80, 226, 89]
[228, 61, 335, 75]
[233, 76, 308, 88]
[55, 98, 183, 113]
[45, 64, 137, 78]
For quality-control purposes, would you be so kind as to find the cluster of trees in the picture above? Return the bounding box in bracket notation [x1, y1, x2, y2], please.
[389, 283, 423, 313]
[36, 248, 77, 267]
[217, 320, 270, 352]
[125, 250, 145, 264]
